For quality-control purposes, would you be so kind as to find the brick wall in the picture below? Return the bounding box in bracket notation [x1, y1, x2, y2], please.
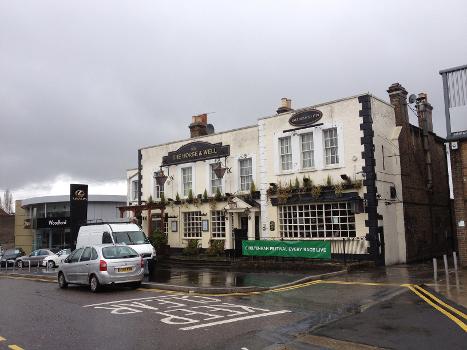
[399, 126, 452, 262]
[388, 83, 452, 262]
[0, 214, 15, 249]
[450, 140, 467, 266]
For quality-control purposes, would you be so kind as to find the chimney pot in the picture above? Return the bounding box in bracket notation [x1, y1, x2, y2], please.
[277, 98, 293, 114]
[189, 113, 209, 138]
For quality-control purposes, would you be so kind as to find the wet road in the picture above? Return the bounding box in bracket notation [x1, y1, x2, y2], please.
[0, 271, 466, 350]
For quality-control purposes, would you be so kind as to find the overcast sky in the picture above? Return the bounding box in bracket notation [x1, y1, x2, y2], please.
[1, 0, 466, 200]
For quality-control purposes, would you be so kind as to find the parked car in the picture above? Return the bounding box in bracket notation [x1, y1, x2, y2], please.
[0, 248, 25, 267]
[76, 223, 156, 263]
[42, 249, 71, 269]
[57, 244, 144, 292]
[16, 249, 54, 268]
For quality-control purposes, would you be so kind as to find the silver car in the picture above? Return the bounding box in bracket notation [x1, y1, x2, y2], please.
[57, 244, 144, 292]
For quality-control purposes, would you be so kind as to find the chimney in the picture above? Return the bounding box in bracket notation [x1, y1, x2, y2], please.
[415, 93, 433, 133]
[387, 83, 409, 127]
[276, 98, 293, 114]
[189, 113, 208, 138]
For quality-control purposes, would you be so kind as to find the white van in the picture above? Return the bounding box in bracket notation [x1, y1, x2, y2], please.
[76, 223, 156, 262]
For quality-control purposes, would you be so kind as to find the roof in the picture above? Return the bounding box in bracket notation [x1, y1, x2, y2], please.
[138, 92, 393, 151]
[21, 195, 127, 207]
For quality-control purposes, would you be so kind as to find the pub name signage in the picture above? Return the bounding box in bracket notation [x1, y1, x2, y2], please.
[162, 141, 230, 166]
[289, 108, 323, 127]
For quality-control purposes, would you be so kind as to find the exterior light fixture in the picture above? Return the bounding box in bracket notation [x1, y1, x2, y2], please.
[213, 161, 227, 179]
[154, 168, 168, 187]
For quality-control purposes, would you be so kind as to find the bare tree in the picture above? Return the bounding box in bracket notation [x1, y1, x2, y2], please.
[2, 189, 13, 214]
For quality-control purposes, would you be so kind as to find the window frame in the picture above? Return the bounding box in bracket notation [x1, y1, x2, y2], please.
[210, 163, 223, 195]
[323, 127, 339, 166]
[211, 210, 226, 239]
[183, 211, 202, 239]
[239, 157, 253, 192]
[181, 166, 193, 197]
[300, 132, 314, 169]
[279, 202, 356, 239]
[279, 136, 293, 171]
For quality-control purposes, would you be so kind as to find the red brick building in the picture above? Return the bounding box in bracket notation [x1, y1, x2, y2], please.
[440, 64, 467, 267]
[388, 83, 453, 262]
[0, 208, 15, 249]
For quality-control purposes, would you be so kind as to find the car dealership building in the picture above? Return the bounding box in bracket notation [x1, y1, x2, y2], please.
[15, 195, 126, 253]
[126, 84, 452, 265]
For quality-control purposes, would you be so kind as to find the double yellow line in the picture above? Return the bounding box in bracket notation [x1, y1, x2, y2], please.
[404, 284, 467, 332]
[0, 336, 24, 350]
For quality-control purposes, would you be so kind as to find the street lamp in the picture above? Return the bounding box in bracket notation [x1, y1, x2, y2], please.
[154, 168, 168, 187]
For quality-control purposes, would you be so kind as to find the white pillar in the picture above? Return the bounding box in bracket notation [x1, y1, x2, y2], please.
[225, 213, 232, 250]
[247, 214, 255, 240]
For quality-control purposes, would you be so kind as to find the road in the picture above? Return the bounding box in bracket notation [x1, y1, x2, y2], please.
[0, 274, 465, 350]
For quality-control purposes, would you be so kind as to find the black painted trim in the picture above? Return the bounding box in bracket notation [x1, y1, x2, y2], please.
[358, 95, 384, 265]
[137, 149, 142, 206]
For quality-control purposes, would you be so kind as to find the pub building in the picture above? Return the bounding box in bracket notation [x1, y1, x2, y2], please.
[126, 83, 452, 265]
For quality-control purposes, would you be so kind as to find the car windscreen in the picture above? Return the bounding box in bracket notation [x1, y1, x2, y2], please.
[111, 231, 150, 245]
[102, 246, 139, 259]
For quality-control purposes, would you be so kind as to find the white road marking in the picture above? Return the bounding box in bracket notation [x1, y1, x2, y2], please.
[179, 310, 291, 330]
[84, 294, 292, 331]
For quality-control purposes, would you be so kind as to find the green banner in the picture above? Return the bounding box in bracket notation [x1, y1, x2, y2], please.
[242, 240, 331, 259]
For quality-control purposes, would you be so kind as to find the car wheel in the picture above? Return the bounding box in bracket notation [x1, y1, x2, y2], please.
[58, 273, 68, 289]
[89, 275, 101, 293]
[17, 260, 23, 269]
[47, 260, 55, 269]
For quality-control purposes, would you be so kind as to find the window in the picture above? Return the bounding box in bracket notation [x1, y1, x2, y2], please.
[210, 164, 222, 194]
[112, 231, 149, 244]
[211, 211, 226, 238]
[102, 232, 113, 244]
[279, 202, 356, 239]
[279, 136, 292, 171]
[102, 246, 139, 259]
[91, 248, 98, 260]
[323, 128, 339, 165]
[301, 133, 314, 168]
[131, 180, 138, 201]
[183, 211, 202, 238]
[154, 172, 165, 199]
[182, 167, 192, 197]
[80, 247, 91, 262]
[239, 158, 253, 191]
[69, 248, 84, 263]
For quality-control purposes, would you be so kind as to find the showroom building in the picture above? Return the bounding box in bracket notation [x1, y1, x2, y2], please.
[15, 195, 126, 253]
[126, 84, 452, 265]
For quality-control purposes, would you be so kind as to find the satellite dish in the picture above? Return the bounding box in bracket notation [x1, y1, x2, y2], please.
[408, 94, 417, 104]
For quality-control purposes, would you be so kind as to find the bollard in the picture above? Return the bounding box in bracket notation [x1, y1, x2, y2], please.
[443, 254, 450, 284]
[433, 258, 438, 282]
[453, 252, 458, 271]
[28, 261, 31, 273]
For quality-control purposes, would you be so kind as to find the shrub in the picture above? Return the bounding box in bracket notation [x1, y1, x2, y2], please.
[149, 229, 167, 251]
[203, 189, 208, 200]
[250, 181, 256, 194]
[175, 193, 180, 202]
[187, 189, 194, 202]
[207, 240, 225, 256]
[183, 239, 200, 256]
[294, 177, 300, 190]
[215, 187, 222, 201]
[326, 175, 333, 186]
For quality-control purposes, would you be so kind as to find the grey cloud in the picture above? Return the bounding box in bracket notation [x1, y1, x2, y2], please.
[1, 0, 466, 192]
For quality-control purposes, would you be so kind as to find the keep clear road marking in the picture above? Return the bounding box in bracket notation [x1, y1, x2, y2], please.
[83, 295, 291, 331]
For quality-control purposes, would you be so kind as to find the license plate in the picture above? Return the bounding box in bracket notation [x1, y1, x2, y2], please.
[117, 267, 133, 273]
